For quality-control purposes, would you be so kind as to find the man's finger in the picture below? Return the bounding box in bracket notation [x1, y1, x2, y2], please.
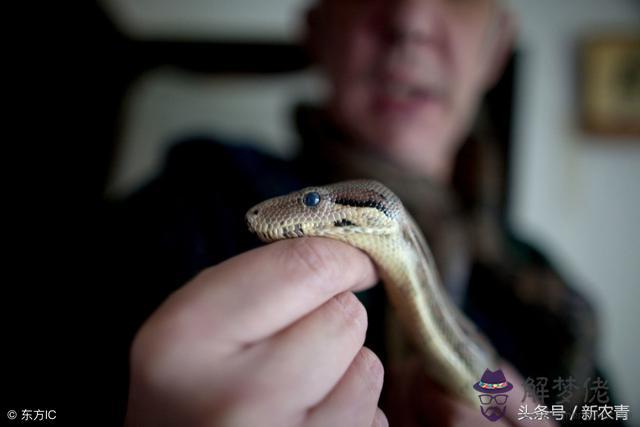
[235, 291, 369, 413]
[153, 237, 378, 354]
[371, 408, 389, 427]
[304, 347, 384, 427]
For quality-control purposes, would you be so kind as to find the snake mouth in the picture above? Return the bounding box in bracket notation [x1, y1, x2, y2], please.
[246, 218, 275, 242]
[247, 220, 305, 242]
[247, 223, 276, 242]
[252, 229, 278, 242]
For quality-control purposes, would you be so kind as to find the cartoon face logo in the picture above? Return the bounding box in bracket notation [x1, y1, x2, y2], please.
[473, 369, 513, 422]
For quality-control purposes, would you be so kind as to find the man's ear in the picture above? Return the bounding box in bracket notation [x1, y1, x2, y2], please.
[481, 8, 517, 90]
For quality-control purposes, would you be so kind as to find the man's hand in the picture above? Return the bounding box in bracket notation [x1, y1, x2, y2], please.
[125, 238, 387, 427]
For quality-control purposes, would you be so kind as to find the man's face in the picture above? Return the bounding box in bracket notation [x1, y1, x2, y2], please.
[311, 0, 509, 176]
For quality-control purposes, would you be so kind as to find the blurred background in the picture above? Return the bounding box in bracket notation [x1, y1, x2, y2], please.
[87, 0, 640, 416]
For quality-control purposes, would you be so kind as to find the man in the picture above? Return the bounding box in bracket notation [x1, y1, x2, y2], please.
[119, 0, 604, 425]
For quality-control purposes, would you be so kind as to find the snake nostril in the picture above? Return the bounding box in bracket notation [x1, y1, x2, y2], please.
[252, 209, 259, 215]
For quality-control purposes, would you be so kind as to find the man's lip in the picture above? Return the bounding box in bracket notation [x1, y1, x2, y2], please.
[380, 80, 441, 100]
[379, 51, 446, 92]
[372, 80, 444, 114]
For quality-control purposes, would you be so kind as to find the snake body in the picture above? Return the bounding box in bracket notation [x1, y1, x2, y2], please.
[246, 179, 498, 405]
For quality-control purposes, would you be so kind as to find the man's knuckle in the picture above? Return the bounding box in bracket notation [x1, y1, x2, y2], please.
[129, 316, 195, 389]
[130, 320, 163, 369]
[129, 328, 166, 387]
[358, 347, 384, 389]
[331, 292, 368, 337]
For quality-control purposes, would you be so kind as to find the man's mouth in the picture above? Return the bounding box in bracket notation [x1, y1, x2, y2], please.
[372, 77, 445, 115]
[372, 46, 448, 110]
[380, 81, 440, 103]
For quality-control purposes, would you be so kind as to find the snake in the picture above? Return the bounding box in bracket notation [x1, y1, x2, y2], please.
[246, 179, 498, 405]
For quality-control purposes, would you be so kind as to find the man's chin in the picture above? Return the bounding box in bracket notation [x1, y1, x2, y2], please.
[364, 121, 444, 149]
[370, 126, 450, 165]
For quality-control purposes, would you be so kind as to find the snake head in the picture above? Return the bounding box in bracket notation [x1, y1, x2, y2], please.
[246, 180, 401, 242]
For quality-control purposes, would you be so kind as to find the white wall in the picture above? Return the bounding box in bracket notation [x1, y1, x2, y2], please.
[109, 69, 325, 196]
[102, 0, 313, 40]
[509, 0, 640, 412]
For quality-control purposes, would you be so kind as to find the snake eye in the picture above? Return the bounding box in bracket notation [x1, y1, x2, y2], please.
[303, 191, 321, 207]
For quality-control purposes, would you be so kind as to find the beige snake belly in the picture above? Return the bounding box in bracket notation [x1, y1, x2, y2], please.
[246, 179, 498, 405]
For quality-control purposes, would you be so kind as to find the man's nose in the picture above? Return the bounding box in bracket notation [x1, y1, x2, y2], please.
[382, 0, 445, 48]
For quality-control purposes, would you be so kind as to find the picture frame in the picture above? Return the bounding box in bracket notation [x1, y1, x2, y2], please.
[580, 34, 640, 137]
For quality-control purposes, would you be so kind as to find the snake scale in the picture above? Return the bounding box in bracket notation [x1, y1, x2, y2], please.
[246, 179, 498, 405]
